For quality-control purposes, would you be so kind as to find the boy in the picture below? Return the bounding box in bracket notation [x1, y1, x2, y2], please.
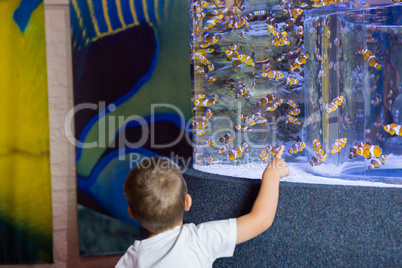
[116, 145, 289, 267]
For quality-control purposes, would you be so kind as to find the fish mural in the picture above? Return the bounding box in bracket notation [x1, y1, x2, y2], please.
[0, 0, 52, 263]
[190, 0, 401, 182]
[70, 0, 192, 255]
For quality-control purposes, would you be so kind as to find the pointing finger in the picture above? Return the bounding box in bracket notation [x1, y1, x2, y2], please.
[276, 145, 284, 159]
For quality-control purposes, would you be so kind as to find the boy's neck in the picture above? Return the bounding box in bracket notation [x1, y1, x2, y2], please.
[148, 220, 183, 238]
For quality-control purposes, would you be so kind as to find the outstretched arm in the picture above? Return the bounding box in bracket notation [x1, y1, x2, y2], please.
[236, 145, 289, 244]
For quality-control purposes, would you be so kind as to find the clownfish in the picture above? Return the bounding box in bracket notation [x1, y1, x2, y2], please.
[356, 144, 382, 159]
[384, 123, 402, 136]
[359, 48, 383, 70]
[272, 35, 291, 47]
[259, 149, 270, 163]
[287, 99, 298, 108]
[259, 70, 284, 80]
[288, 141, 306, 155]
[217, 145, 229, 155]
[309, 154, 326, 166]
[192, 120, 208, 129]
[256, 93, 277, 107]
[285, 115, 303, 126]
[235, 125, 254, 133]
[324, 96, 344, 114]
[204, 138, 215, 147]
[287, 108, 301, 116]
[226, 50, 240, 61]
[265, 99, 284, 112]
[228, 145, 245, 161]
[349, 142, 364, 159]
[203, 109, 213, 121]
[330, 138, 347, 154]
[239, 54, 255, 67]
[313, 139, 326, 156]
[368, 155, 387, 170]
[219, 132, 236, 143]
[371, 93, 382, 105]
[204, 74, 217, 83]
[228, 44, 240, 51]
[195, 129, 207, 136]
[287, 76, 299, 86]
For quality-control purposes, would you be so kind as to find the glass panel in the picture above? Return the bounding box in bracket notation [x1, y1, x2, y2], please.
[190, 0, 402, 184]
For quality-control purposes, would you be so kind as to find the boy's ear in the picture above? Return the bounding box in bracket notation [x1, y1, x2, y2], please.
[127, 207, 135, 220]
[184, 194, 192, 212]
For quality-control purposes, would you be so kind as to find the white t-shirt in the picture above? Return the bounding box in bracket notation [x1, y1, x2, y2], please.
[116, 218, 237, 268]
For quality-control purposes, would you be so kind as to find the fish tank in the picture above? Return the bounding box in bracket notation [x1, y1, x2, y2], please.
[189, 0, 402, 185]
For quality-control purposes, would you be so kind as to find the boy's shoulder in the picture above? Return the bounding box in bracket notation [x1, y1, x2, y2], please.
[116, 219, 237, 268]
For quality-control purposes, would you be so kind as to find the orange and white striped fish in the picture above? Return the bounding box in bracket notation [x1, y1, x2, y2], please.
[330, 138, 347, 154]
[324, 96, 344, 114]
[287, 99, 298, 108]
[290, 62, 302, 73]
[384, 123, 402, 136]
[194, 152, 202, 165]
[192, 94, 219, 108]
[265, 99, 284, 112]
[313, 139, 326, 156]
[256, 93, 277, 107]
[217, 145, 229, 155]
[309, 154, 326, 166]
[202, 109, 213, 121]
[259, 70, 284, 80]
[219, 132, 236, 143]
[294, 51, 310, 65]
[261, 145, 280, 157]
[195, 129, 207, 136]
[349, 142, 365, 159]
[235, 125, 254, 133]
[285, 115, 303, 126]
[202, 33, 222, 45]
[228, 145, 245, 161]
[228, 44, 240, 51]
[204, 74, 217, 83]
[287, 76, 299, 86]
[272, 34, 291, 47]
[194, 65, 205, 75]
[259, 149, 270, 163]
[204, 138, 215, 147]
[235, 88, 250, 99]
[193, 54, 210, 66]
[194, 48, 215, 56]
[239, 54, 255, 67]
[288, 141, 306, 155]
[368, 155, 387, 170]
[267, 24, 278, 36]
[207, 155, 214, 165]
[358, 48, 382, 70]
[371, 93, 382, 105]
[192, 120, 208, 129]
[356, 144, 382, 159]
[225, 50, 240, 61]
[287, 108, 301, 116]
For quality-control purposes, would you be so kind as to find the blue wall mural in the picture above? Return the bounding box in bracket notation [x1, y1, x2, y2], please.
[70, 0, 192, 255]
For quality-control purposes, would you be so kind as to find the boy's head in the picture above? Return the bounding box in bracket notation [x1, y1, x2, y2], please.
[124, 156, 189, 234]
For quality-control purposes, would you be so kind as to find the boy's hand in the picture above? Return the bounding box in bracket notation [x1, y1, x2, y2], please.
[236, 145, 288, 244]
[265, 145, 289, 179]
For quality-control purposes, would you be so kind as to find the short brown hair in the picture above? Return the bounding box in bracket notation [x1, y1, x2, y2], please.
[124, 156, 187, 233]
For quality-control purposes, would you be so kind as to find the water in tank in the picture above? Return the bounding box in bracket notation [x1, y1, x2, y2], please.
[189, 0, 402, 185]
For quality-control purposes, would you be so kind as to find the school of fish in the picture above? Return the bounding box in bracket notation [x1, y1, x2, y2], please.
[189, 0, 401, 172]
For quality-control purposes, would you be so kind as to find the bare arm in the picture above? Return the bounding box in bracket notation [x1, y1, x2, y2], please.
[236, 145, 289, 244]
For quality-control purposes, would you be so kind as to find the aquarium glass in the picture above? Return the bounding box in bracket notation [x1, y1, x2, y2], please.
[189, 0, 402, 184]
[304, 4, 402, 183]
